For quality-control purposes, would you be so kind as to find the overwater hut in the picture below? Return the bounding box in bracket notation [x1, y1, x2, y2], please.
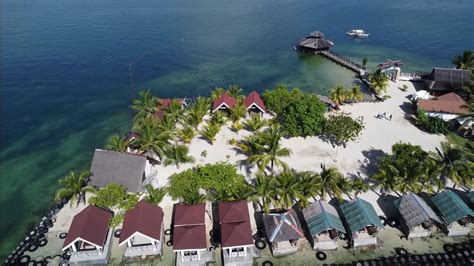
[378, 59, 404, 81]
[219, 201, 258, 265]
[296, 31, 334, 53]
[212, 93, 237, 113]
[173, 203, 215, 265]
[262, 209, 305, 256]
[243, 91, 266, 115]
[119, 200, 164, 260]
[423, 68, 471, 94]
[340, 198, 384, 248]
[395, 193, 442, 238]
[431, 190, 473, 237]
[89, 149, 151, 193]
[62, 205, 113, 265]
[417, 92, 469, 122]
[301, 201, 346, 251]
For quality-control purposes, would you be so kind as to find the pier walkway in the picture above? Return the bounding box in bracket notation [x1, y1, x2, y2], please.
[316, 50, 366, 75]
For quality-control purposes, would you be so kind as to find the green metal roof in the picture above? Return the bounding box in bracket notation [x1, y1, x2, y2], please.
[432, 190, 474, 224]
[468, 191, 474, 204]
[302, 201, 346, 236]
[340, 198, 384, 233]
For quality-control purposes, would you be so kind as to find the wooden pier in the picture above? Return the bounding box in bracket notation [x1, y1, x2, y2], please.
[317, 50, 366, 75]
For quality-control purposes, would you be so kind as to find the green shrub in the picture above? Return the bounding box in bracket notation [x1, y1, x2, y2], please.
[415, 110, 449, 134]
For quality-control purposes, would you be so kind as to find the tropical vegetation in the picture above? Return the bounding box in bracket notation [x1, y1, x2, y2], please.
[368, 68, 389, 96]
[414, 110, 449, 134]
[164, 144, 195, 168]
[55, 170, 95, 206]
[324, 113, 364, 147]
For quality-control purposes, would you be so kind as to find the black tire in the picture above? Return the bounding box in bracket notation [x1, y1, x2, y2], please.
[42, 256, 52, 263]
[28, 244, 38, 252]
[19, 255, 31, 264]
[395, 247, 408, 256]
[38, 238, 47, 247]
[209, 229, 214, 237]
[114, 229, 121, 238]
[443, 244, 454, 253]
[166, 240, 173, 246]
[34, 261, 46, 266]
[379, 216, 387, 226]
[59, 259, 69, 266]
[316, 251, 327, 261]
[255, 239, 266, 250]
[454, 243, 463, 251]
[339, 233, 347, 240]
[62, 250, 71, 260]
[165, 229, 172, 235]
[59, 232, 68, 239]
[262, 260, 273, 266]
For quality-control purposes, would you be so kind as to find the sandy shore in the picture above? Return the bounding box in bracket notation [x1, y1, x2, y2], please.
[54, 79, 445, 240]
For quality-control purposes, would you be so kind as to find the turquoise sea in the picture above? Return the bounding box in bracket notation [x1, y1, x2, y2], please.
[1, 0, 473, 258]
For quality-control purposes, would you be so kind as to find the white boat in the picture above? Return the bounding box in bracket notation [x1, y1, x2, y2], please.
[346, 29, 369, 37]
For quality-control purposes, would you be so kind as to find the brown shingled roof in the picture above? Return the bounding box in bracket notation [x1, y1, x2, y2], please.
[219, 201, 253, 248]
[62, 205, 112, 250]
[173, 225, 207, 250]
[418, 92, 469, 115]
[174, 203, 206, 226]
[119, 200, 164, 245]
[219, 201, 249, 223]
[243, 91, 266, 113]
[212, 93, 236, 113]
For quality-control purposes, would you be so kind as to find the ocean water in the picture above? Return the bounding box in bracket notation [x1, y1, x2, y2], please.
[1, 0, 473, 258]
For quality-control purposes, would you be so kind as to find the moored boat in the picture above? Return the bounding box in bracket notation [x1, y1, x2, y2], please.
[346, 29, 369, 37]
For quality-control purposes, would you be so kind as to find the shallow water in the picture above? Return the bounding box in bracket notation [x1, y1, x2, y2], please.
[1, 0, 473, 258]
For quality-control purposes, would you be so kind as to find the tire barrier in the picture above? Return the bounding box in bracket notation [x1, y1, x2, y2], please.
[62, 250, 71, 260]
[28, 244, 38, 252]
[165, 229, 172, 235]
[37, 225, 48, 234]
[378, 216, 387, 226]
[114, 229, 121, 238]
[262, 260, 273, 266]
[59, 232, 68, 239]
[59, 259, 69, 266]
[166, 240, 173, 246]
[339, 233, 347, 240]
[209, 229, 214, 237]
[38, 238, 48, 247]
[42, 256, 52, 263]
[316, 251, 327, 261]
[443, 244, 454, 253]
[19, 255, 31, 264]
[255, 239, 266, 250]
[395, 247, 408, 256]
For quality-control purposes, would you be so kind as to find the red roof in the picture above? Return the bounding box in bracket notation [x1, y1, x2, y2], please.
[418, 92, 469, 115]
[173, 225, 207, 250]
[220, 221, 253, 247]
[212, 93, 236, 112]
[62, 205, 112, 250]
[119, 200, 164, 245]
[219, 201, 250, 223]
[174, 203, 206, 226]
[158, 98, 185, 108]
[219, 201, 253, 248]
[243, 91, 266, 113]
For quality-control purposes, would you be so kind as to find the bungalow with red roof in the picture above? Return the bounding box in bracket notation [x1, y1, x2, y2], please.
[219, 201, 259, 265]
[119, 200, 164, 260]
[212, 94, 237, 113]
[417, 92, 469, 121]
[62, 205, 113, 265]
[243, 91, 266, 114]
[173, 203, 215, 265]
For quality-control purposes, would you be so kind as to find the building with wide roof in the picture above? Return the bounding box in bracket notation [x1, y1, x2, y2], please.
[172, 203, 215, 265]
[297, 31, 334, 52]
[243, 91, 266, 114]
[218, 201, 258, 265]
[395, 193, 442, 238]
[262, 209, 305, 256]
[302, 201, 346, 250]
[119, 200, 164, 259]
[424, 68, 471, 93]
[340, 198, 384, 248]
[62, 205, 113, 265]
[417, 92, 469, 121]
[89, 149, 150, 193]
[212, 93, 237, 113]
[432, 190, 473, 237]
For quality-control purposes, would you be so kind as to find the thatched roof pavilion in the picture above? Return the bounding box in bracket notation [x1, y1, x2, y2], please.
[297, 31, 334, 51]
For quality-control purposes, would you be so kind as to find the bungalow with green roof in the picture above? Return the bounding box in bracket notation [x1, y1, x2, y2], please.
[432, 190, 473, 237]
[340, 198, 384, 248]
[302, 201, 346, 251]
[395, 193, 442, 239]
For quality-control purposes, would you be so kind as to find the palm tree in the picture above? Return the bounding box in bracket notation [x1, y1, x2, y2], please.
[296, 171, 321, 207]
[136, 117, 171, 160]
[164, 144, 195, 168]
[351, 178, 369, 198]
[166, 100, 185, 122]
[231, 121, 244, 133]
[334, 175, 352, 201]
[230, 103, 247, 122]
[319, 165, 345, 200]
[105, 134, 129, 152]
[244, 115, 267, 133]
[200, 122, 221, 144]
[182, 190, 206, 205]
[330, 85, 348, 105]
[273, 170, 304, 210]
[159, 114, 177, 133]
[227, 85, 245, 102]
[368, 69, 389, 96]
[248, 123, 292, 174]
[211, 87, 226, 101]
[145, 184, 167, 205]
[187, 97, 210, 129]
[350, 85, 364, 103]
[179, 126, 195, 144]
[210, 110, 227, 125]
[55, 171, 95, 206]
[430, 142, 466, 188]
[252, 173, 275, 214]
[452, 50, 474, 70]
[130, 90, 157, 120]
[370, 159, 401, 197]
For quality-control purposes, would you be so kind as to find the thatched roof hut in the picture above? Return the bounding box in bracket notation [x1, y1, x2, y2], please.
[297, 31, 334, 51]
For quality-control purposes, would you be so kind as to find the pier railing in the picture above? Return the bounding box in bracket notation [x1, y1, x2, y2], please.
[317, 50, 365, 74]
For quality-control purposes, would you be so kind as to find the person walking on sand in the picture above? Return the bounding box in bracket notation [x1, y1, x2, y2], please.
[389, 114, 392, 121]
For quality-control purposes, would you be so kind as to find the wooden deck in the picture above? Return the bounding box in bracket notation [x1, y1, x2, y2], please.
[316, 50, 366, 75]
